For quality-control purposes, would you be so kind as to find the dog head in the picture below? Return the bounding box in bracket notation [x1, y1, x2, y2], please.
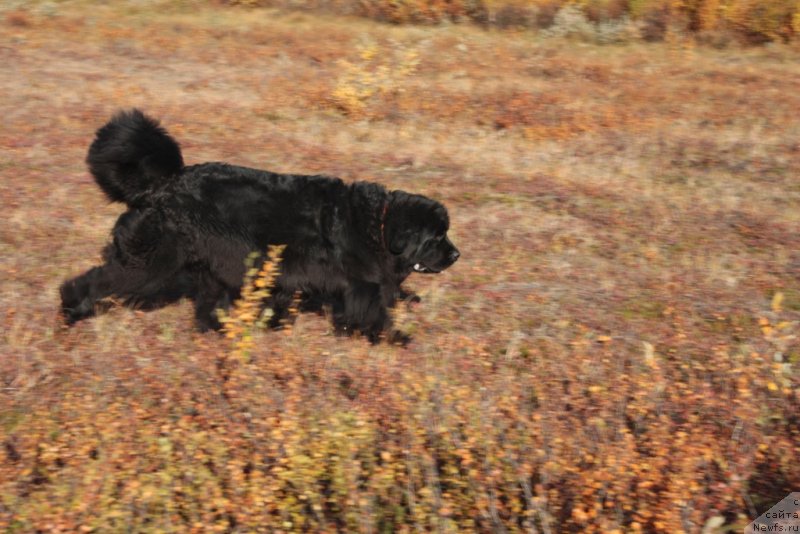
[384, 191, 459, 274]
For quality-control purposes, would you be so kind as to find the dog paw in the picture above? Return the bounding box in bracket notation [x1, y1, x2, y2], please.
[196, 314, 223, 333]
[396, 287, 421, 304]
[59, 281, 94, 324]
[333, 324, 354, 338]
[386, 330, 412, 347]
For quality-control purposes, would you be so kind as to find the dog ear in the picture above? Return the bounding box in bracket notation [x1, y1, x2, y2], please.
[388, 227, 411, 255]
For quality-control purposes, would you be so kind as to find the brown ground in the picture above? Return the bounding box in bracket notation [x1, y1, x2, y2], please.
[1, 2, 799, 532]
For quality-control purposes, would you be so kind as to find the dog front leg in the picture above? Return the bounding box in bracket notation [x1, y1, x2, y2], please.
[331, 282, 393, 344]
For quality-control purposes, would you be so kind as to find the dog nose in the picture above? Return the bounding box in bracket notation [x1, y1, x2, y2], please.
[449, 249, 460, 262]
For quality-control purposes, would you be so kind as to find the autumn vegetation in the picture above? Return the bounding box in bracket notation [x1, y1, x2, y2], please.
[1, 0, 799, 532]
[237, 0, 800, 45]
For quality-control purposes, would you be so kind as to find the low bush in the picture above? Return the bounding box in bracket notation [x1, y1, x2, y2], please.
[226, 0, 800, 44]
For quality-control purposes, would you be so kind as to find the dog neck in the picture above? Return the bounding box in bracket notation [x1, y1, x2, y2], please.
[348, 181, 390, 253]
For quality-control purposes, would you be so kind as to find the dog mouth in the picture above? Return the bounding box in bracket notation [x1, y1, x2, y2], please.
[413, 247, 459, 274]
[413, 263, 437, 273]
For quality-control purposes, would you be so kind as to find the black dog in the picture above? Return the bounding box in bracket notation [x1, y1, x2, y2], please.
[60, 110, 459, 343]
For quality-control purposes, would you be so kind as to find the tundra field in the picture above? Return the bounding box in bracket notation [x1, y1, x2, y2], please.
[1, 1, 800, 532]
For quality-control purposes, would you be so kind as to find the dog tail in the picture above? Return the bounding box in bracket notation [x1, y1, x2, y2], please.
[87, 109, 184, 205]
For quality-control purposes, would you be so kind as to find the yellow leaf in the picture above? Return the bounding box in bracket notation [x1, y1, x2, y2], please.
[772, 292, 784, 313]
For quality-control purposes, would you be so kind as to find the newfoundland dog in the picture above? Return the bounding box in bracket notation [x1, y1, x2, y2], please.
[60, 110, 459, 343]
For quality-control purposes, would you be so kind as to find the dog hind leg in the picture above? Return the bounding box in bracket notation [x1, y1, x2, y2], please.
[193, 272, 233, 332]
[60, 259, 184, 324]
[60, 210, 187, 325]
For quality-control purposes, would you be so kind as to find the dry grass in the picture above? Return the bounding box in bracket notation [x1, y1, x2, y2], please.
[1, 1, 799, 532]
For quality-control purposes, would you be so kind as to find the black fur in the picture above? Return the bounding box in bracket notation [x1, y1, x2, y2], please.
[61, 109, 459, 343]
[88, 109, 184, 205]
